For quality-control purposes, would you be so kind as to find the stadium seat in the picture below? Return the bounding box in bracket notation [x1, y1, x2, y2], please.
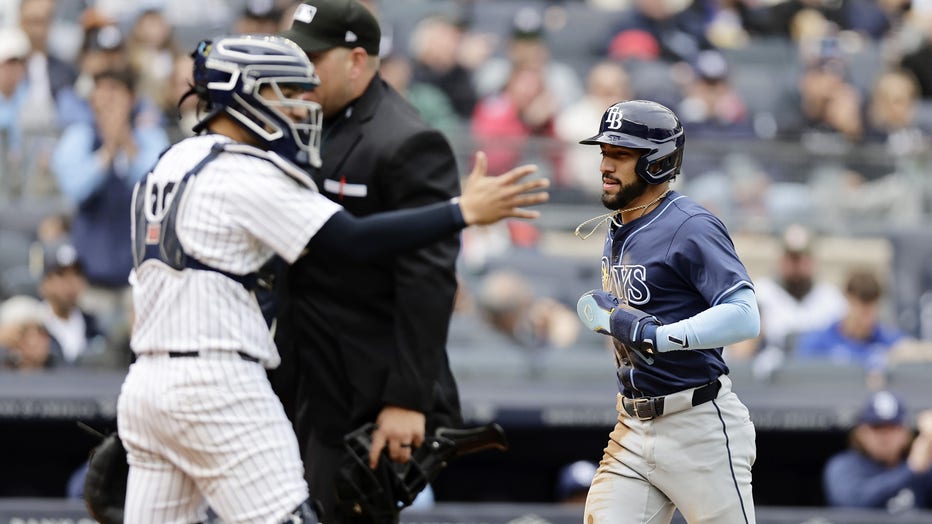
[769, 360, 868, 386]
[0, 264, 37, 298]
[0, 229, 32, 274]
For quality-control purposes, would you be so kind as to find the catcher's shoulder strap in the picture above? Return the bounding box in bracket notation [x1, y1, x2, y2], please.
[131, 142, 288, 294]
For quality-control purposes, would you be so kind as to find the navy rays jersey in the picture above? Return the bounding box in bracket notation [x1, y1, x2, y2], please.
[602, 191, 753, 398]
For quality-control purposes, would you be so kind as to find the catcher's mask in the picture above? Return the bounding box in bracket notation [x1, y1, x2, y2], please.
[187, 35, 323, 168]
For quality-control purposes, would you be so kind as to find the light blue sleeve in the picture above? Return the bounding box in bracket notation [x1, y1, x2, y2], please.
[655, 286, 760, 352]
[51, 123, 108, 204]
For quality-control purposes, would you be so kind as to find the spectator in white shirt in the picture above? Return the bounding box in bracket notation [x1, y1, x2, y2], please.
[754, 223, 847, 354]
[35, 238, 110, 367]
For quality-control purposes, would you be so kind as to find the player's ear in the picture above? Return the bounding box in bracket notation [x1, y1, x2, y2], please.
[349, 47, 374, 77]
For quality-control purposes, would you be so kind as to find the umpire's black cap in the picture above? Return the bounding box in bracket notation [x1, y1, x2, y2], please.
[280, 0, 381, 56]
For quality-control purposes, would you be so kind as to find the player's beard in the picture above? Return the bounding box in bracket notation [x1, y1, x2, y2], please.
[601, 175, 649, 211]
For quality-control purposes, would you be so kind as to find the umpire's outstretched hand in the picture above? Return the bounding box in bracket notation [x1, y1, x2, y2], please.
[458, 151, 549, 225]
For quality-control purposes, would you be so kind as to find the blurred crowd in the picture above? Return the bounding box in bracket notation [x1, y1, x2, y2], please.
[0, 0, 929, 369]
[1, 0, 932, 507]
[724, 222, 932, 384]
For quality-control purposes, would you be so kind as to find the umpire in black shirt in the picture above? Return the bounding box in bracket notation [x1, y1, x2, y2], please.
[273, 0, 463, 521]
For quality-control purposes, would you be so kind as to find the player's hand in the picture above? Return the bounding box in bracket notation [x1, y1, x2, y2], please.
[368, 406, 426, 469]
[576, 289, 661, 354]
[458, 151, 549, 225]
[907, 433, 932, 473]
[918, 409, 932, 436]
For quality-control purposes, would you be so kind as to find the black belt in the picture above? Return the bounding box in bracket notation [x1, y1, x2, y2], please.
[621, 378, 723, 420]
[168, 350, 260, 363]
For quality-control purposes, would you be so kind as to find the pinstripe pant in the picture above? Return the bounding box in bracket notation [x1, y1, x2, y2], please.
[117, 354, 308, 524]
[585, 376, 757, 524]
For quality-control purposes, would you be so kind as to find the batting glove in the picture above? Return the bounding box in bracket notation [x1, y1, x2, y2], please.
[576, 289, 661, 354]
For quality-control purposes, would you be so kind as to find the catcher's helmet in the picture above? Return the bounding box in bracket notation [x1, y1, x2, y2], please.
[580, 100, 685, 184]
[191, 35, 322, 167]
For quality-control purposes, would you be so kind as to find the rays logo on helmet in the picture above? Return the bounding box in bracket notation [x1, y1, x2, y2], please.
[604, 106, 624, 130]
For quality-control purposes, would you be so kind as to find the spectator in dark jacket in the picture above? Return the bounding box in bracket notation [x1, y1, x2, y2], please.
[823, 391, 932, 511]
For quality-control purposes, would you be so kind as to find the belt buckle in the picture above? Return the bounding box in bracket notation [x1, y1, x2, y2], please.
[628, 397, 657, 421]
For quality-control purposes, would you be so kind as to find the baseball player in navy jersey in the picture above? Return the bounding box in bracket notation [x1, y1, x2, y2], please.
[115, 35, 547, 524]
[574, 100, 760, 524]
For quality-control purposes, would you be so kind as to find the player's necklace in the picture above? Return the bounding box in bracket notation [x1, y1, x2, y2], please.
[574, 189, 671, 240]
[620, 189, 672, 217]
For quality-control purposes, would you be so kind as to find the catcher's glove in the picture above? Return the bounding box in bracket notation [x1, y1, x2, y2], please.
[334, 422, 507, 522]
[83, 432, 128, 524]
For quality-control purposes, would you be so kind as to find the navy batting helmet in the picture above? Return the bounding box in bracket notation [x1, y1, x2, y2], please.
[580, 100, 685, 184]
[190, 35, 323, 167]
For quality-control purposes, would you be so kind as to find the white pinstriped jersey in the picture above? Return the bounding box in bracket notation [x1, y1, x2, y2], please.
[129, 134, 341, 367]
